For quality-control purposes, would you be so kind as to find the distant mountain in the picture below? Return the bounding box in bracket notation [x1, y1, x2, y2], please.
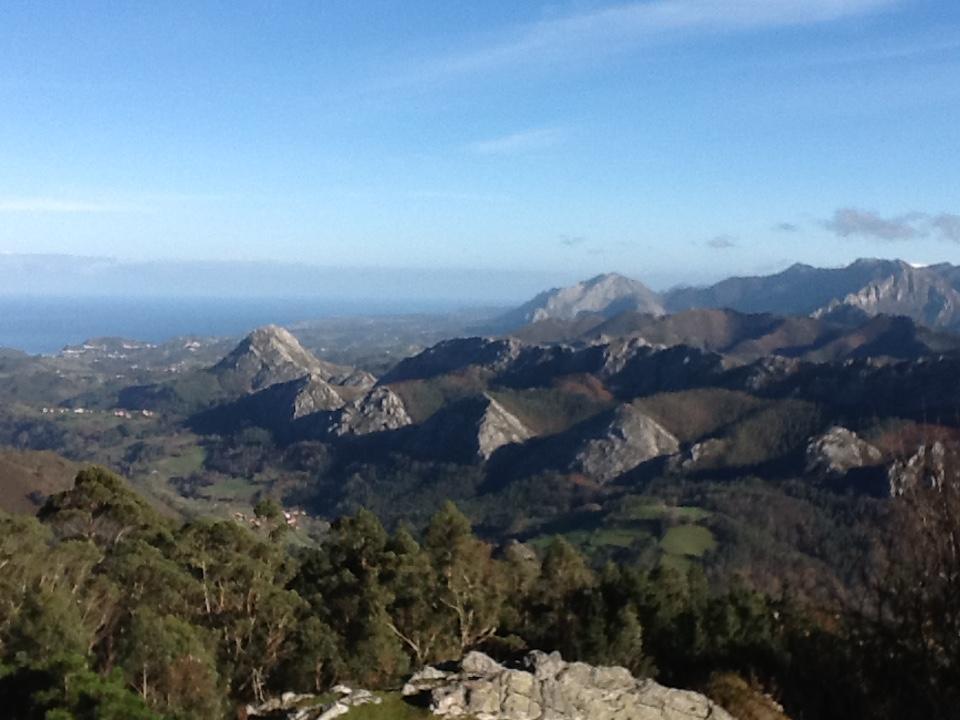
[489, 273, 664, 332]
[814, 262, 960, 329]
[499, 259, 960, 335]
[211, 325, 357, 394]
[121, 325, 374, 414]
[663, 258, 911, 316]
[664, 258, 960, 331]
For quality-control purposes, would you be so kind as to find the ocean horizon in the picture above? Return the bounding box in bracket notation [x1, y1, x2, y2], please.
[0, 295, 464, 355]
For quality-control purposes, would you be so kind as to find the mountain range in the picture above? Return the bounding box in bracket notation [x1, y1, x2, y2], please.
[491, 258, 960, 333]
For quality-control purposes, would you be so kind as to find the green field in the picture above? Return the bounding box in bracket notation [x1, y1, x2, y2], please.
[660, 525, 717, 558]
[291, 692, 433, 720]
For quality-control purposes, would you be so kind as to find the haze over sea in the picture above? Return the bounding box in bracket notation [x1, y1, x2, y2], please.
[0, 296, 460, 355]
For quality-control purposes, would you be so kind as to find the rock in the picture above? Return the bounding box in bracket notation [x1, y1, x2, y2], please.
[403, 665, 452, 696]
[189, 373, 345, 436]
[412, 394, 533, 462]
[462, 650, 505, 676]
[407, 651, 735, 720]
[323, 386, 412, 437]
[211, 325, 374, 395]
[806, 426, 882, 478]
[247, 687, 381, 720]
[570, 403, 680, 483]
[888, 441, 948, 496]
[380, 337, 524, 383]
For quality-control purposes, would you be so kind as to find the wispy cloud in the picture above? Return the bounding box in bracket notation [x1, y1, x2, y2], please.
[932, 213, 960, 242]
[466, 127, 565, 156]
[0, 197, 145, 214]
[774, 222, 800, 233]
[396, 0, 899, 85]
[559, 234, 588, 248]
[824, 208, 960, 242]
[706, 235, 737, 249]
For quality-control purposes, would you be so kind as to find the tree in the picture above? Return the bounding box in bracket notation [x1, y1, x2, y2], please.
[292, 510, 408, 686]
[855, 444, 960, 718]
[118, 608, 222, 720]
[39, 467, 170, 547]
[177, 520, 301, 702]
[424, 502, 505, 654]
[382, 527, 451, 665]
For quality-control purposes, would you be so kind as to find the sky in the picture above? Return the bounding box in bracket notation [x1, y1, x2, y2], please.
[1, 0, 959, 293]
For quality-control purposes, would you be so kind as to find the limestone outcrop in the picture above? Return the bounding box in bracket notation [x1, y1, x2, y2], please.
[805, 426, 882, 478]
[412, 394, 533, 462]
[888, 441, 949, 496]
[323, 386, 413, 437]
[402, 650, 735, 720]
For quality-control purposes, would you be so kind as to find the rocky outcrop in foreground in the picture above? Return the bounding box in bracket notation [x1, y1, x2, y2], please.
[403, 650, 735, 720]
[247, 685, 380, 720]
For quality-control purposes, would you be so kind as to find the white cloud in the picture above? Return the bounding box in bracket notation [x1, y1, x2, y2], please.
[824, 208, 960, 243]
[400, 0, 899, 83]
[0, 197, 145, 214]
[466, 127, 565, 156]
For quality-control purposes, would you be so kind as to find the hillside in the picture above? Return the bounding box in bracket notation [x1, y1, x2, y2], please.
[0, 449, 79, 514]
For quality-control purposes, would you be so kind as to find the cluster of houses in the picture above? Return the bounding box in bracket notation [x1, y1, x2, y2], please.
[233, 508, 307, 529]
[39, 407, 155, 418]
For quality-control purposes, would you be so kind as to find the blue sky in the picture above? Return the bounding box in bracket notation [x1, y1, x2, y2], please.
[1, 0, 959, 291]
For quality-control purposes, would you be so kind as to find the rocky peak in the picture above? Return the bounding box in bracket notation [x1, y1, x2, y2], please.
[888, 441, 949, 496]
[402, 650, 735, 720]
[816, 264, 960, 330]
[323, 386, 412, 437]
[806, 427, 882, 478]
[282, 375, 346, 420]
[492, 273, 664, 332]
[570, 403, 680, 483]
[212, 325, 373, 394]
[476, 395, 533, 460]
[379, 337, 524, 384]
[413, 394, 532, 462]
[212, 325, 329, 393]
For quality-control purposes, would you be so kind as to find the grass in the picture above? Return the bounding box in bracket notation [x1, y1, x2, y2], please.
[660, 525, 717, 558]
[338, 693, 433, 719]
[562, 527, 650, 550]
[608, 497, 711, 524]
[151, 444, 206, 477]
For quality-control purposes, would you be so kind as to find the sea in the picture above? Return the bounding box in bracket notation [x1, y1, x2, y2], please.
[0, 296, 457, 355]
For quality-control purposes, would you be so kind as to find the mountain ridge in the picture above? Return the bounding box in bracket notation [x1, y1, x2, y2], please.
[498, 259, 960, 333]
